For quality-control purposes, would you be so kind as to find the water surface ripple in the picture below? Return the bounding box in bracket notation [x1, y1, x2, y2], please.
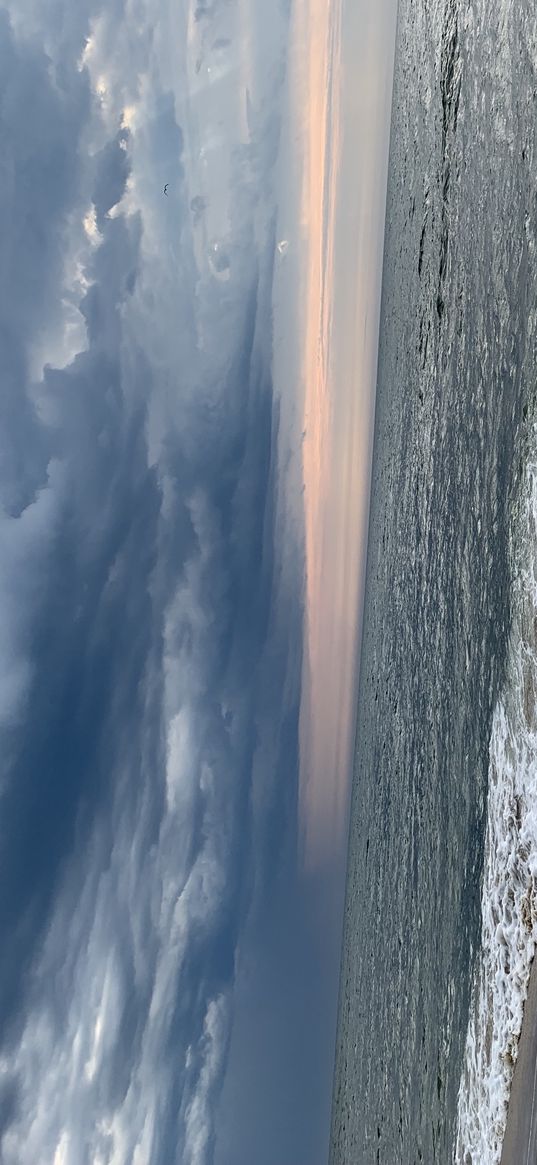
[330, 0, 537, 1161]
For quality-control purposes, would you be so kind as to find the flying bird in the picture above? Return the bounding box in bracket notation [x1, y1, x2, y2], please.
[163, 184, 169, 196]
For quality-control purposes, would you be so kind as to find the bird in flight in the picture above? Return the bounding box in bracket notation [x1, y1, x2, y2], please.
[163, 184, 169, 196]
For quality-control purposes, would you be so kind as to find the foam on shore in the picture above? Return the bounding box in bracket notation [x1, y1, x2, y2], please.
[455, 429, 537, 1164]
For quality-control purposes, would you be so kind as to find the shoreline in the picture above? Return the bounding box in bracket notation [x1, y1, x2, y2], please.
[500, 951, 537, 1165]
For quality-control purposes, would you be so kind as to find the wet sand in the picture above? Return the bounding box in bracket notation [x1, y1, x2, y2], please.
[501, 953, 537, 1165]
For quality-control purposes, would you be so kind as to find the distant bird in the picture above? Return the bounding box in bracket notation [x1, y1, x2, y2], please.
[163, 184, 169, 196]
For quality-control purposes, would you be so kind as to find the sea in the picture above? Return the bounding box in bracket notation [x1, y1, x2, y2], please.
[329, 0, 537, 1163]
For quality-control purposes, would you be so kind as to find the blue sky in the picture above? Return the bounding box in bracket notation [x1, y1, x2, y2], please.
[0, 0, 341, 1162]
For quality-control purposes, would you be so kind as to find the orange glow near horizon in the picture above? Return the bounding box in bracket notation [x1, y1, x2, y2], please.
[289, 0, 350, 874]
[287, 0, 395, 874]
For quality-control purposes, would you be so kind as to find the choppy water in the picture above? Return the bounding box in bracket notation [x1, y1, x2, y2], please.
[329, 1, 537, 1163]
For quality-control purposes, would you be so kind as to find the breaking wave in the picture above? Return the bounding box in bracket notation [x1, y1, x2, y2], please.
[455, 429, 537, 1163]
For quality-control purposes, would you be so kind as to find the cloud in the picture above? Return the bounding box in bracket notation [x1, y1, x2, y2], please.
[92, 129, 132, 223]
[0, 1, 303, 1163]
[0, 9, 92, 737]
[183, 995, 231, 1165]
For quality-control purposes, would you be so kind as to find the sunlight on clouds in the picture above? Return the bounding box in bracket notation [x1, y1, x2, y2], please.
[78, 33, 95, 71]
[78, 13, 137, 137]
[131, 1114, 156, 1165]
[84, 1013, 104, 1083]
[83, 204, 103, 247]
[121, 104, 137, 131]
[52, 1133, 69, 1165]
[96, 75, 109, 102]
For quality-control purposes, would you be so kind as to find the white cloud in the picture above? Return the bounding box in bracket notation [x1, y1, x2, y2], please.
[184, 996, 231, 1165]
[0, 766, 234, 1163]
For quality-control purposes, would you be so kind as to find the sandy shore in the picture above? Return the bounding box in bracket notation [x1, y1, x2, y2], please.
[500, 952, 537, 1165]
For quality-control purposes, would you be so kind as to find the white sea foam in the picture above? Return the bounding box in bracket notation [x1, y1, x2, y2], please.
[455, 432, 537, 1164]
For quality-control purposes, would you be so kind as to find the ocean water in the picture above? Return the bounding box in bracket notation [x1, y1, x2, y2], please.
[329, 1, 537, 1163]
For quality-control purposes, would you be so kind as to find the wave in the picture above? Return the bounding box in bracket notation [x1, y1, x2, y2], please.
[455, 430, 537, 1163]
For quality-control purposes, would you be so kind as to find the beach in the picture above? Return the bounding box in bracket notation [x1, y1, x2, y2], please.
[501, 955, 537, 1165]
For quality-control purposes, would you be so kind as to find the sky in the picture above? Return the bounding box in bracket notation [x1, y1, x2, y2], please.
[0, 1, 396, 1163]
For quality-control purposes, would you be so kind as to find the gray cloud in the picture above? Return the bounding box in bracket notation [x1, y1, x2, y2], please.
[92, 129, 132, 224]
[0, 1, 309, 1162]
